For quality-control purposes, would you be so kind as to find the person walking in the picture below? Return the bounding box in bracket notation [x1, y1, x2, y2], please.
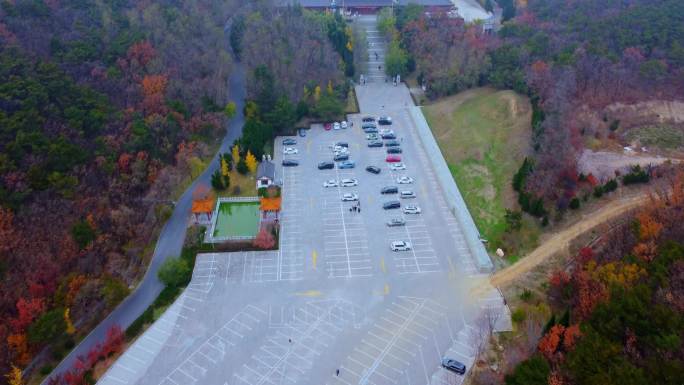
[336, 369, 340, 376]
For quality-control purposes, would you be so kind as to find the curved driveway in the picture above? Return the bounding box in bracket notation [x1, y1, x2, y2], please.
[43, 65, 246, 384]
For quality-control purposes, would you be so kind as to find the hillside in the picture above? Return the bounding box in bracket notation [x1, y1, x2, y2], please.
[423, 88, 537, 257]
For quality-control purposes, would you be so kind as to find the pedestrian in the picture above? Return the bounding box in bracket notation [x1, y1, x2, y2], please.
[378, 65, 381, 71]
[336, 369, 340, 376]
[359, 207, 361, 213]
[289, 338, 292, 343]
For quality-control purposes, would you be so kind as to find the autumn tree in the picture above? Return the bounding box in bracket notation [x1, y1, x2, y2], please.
[245, 150, 258, 175]
[253, 227, 275, 250]
[231, 144, 241, 168]
[4, 364, 22, 385]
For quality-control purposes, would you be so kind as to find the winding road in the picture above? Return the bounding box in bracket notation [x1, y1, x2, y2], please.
[43, 65, 246, 384]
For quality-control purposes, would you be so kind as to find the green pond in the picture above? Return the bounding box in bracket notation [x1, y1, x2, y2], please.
[212, 201, 261, 238]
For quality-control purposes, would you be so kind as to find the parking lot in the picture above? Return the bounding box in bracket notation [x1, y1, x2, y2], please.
[99, 82, 506, 385]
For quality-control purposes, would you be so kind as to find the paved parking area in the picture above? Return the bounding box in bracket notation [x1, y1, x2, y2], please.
[100, 80, 506, 385]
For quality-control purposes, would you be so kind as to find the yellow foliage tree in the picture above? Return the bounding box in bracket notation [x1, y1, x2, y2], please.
[327, 80, 333, 95]
[231, 144, 240, 168]
[244, 101, 259, 119]
[245, 150, 258, 175]
[221, 157, 229, 177]
[64, 308, 76, 335]
[303, 85, 310, 99]
[5, 365, 22, 385]
[314, 85, 321, 102]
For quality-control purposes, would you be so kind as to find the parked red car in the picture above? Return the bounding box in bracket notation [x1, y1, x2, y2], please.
[324, 123, 332, 130]
[386, 155, 401, 163]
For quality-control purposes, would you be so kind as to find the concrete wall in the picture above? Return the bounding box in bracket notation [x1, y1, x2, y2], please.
[408, 106, 494, 272]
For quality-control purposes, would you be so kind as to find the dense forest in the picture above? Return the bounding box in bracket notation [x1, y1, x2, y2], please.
[385, 0, 684, 220]
[0, 0, 240, 382]
[499, 173, 684, 385]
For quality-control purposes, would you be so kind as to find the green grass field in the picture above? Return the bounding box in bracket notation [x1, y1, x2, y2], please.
[212, 201, 261, 238]
[423, 88, 538, 254]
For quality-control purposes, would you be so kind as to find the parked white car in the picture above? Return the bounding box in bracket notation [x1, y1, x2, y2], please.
[390, 241, 412, 251]
[341, 121, 348, 129]
[341, 193, 359, 202]
[390, 162, 406, 171]
[323, 179, 339, 188]
[379, 128, 394, 135]
[333, 121, 341, 130]
[283, 147, 298, 155]
[397, 176, 414, 184]
[333, 145, 349, 153]
[403, 205, 421, 214]
[400, 190, 416, 199]
[340, 178, 359, 187]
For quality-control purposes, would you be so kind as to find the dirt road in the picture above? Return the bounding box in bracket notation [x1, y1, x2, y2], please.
[490, 194, 651, 288]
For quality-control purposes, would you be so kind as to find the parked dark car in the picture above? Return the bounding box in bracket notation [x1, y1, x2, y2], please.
[385, 140, 400, 147]
[441, 358, 466, 375]
[367, 141, 383, 148]
[366, 166, 381, 174]
[362, 122, 377, 129]
[335, 141, 349, 148]
[282, 160, 299, 167]
[362, 116, 376, 122]
[381, 132, 396, 140]
[298, 128, 307, 137]
[378, 116, 392, 125]
[381, 186, 398, 194]
[333, 153, 349, 161]
[364, 127, 378, 133]
[387, 147, 402, 154]
[382, 201, 401, 210]
[283, 138, 297, 145]
[318, 161, 334, 170]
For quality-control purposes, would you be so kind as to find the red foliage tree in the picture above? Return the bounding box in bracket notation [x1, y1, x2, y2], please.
[127, 41, 156, 67]
[538, 324, 565, 362]
[253, 227, 276, 250]
[11, 297, 46, 333]
[562, 324, 582, 352]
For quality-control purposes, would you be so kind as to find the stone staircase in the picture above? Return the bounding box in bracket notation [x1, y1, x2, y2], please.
[356, 15, 386, 83]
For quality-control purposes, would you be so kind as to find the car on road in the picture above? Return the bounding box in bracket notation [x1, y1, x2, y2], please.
[386, 218, 406, 227]
[283, 138, 297, 145]
[368, 141, 383, 148]
[390, 162, 406, 170]
[383, 201, 401, 210]
[400, 190, 416, 199]
[387, 147, 402, 154]
[362, 116, 375, 122]
[333, 121, 341, 130]
[397, 176, 414, 184]
[282, 160, 299, 167]
[390, 241, 412, 251]
[441, 358, 466, 375]
[379, 116, 392, 125]
[403, 205, 422, 214]
[324, 123, 332, 131]
[366, 166, 381, 174]
[366, 133, 380, 141]
[386, 155, 402, 163]
[318, 161, 334, 170]
[381, 186, 399, 194]
[381, 132, 397, 140]
[323, 179, 339, 188]
[298, 128, 307, 137]
[283, 147, 298, 155]
[340, 178, 358, 187]
[334, 153, 349, 161]
[338, 160, 355, 169]
[385, 140, 400, 147]
[341, 193, 359, 202]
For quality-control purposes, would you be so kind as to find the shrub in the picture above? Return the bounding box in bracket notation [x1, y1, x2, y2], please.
[623, 165, 650, 185]
[157, 257, 191, 288]
[71, 219, 96, 249]
[253, 227, 276, 249]
[519, 288, 533, 302]
[569, 197, 580, 210]
[28, 308, 66, 344]
[511, 308, 527, 324]
[505, 209, 523, 231]
[236, 157, 248, 175]
[101, 276, 130, 307]
[593, 186, 604, 198]
[504, 354, 549, 385]
[603, 179, 618, 193]
[40, 365, 54, 375]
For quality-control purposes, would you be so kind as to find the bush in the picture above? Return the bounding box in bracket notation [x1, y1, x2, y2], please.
[236, 157, 248, 175]
[157, 257, 191, 288]
[593, 186, 604, 198]
[569, 197, 580, 210]
[40, 365, 54, 376]
[505, 354, 550, 385]
[28, 308, 67, 344]
[505, 209, 523, 231]
[623, 165, 650, 185]
[71, 219, 96, 249]
[519, 288, 533, 302]
[511, 308, 527, 324]
[603, 179, 618, 193]
[101, 276, 130, 307]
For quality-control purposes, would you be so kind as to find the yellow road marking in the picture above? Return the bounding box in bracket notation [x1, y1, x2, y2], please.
[294, 290, 322, 297]
[380, 257, 386, 273]
[384, 284, 390, 295]
[312, 250, 318, 270]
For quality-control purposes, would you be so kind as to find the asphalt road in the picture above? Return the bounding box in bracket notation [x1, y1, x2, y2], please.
[42, 65, 247, 384]
[96, 82, 509, 385]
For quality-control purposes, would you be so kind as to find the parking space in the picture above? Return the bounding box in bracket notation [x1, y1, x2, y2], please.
[235, 301, 360, 385]
[330, 296, 457, 385]
[279, 166, 306, 280]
